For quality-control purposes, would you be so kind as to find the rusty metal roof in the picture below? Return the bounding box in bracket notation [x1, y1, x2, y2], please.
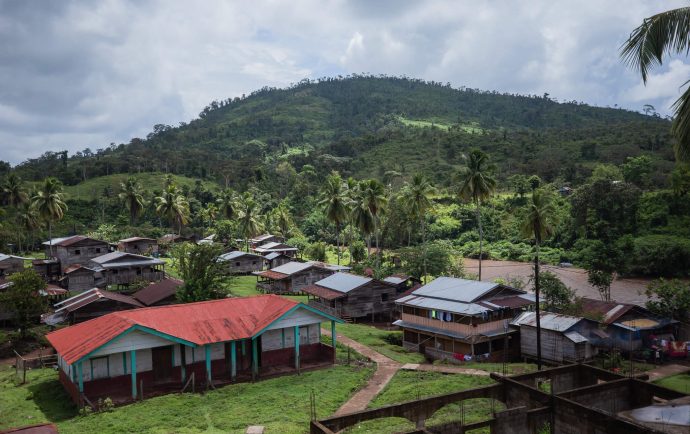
[132, 278, 183, 306]
[253, 269, 289, 280]
[54, 288, 144, 314]
[42, 235, 106, 247]
[302, 284, 345, 300]
[118, 237, 156, 243]
[46, 295, 313, 364]
[579, 297, 637, 324]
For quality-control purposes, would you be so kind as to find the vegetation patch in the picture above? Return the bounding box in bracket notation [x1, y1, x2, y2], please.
[335, 324, 426, 364]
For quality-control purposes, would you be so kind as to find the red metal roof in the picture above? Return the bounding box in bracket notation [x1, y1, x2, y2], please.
[302, 284, 345, 300]
[47, 295, 301, 364]
[132, 278, 183, 306]
[254, 270, 289, 280]
[579, 297, 637, 324]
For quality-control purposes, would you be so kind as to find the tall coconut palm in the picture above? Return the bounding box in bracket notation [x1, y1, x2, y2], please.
[16, 203, 41, 253]
[621, 6, 690, 161]
[344, 177, 359, 250]
[274, 204, 293, 239]
[401, 174, 436, 282]
[1, 173, 29, 208]
[32, 178, 68, 257]
[521, 188, 557, 371]
[351, 200, 375, 254]
[155, 185, 190, 235]
[216, 189, 237, 220]
[319, 173, 350, 265]
[359, 179, 388, 262]
[238, 193, 264, 251]
[118, 177, 145, 225]
[455, 149, 497, 281]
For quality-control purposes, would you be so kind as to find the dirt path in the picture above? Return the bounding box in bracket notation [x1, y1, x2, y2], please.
[645, 364, 690, 382]
[463, 258, 655, 305]
[400, 363, 491, 376]
[325, 329, 401, 415]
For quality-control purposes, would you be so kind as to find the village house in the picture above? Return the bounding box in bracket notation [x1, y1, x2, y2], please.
[117, 237, 159, 255]
[89, 251, 165, 288]
[264, 252, 292, 270]
[59, 264, 104, 292]
[0, 253, 26, 277]
[132, 278, 183, 307]
[382, 273, 421, 294]
[512, 312, 601, 364]
[578, 297, 678, 355]
[253, 261, 350, 294]
[43, 288, 144, 325]
[47, 295, 342, 405]
[218, 251, 264, 274]
[252, 241, 299, 258]
[42, 236, 110, 271]
[303, 272, 399, 322]
[249, 234, 284, 249]
[31, 258, 61, 282]
[394, 277, 535, 363]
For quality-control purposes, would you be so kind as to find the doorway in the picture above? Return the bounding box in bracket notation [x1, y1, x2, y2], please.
[151, 345, 174, 382]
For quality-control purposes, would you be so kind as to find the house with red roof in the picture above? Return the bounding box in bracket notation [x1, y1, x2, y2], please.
[47, 295, 342, 405]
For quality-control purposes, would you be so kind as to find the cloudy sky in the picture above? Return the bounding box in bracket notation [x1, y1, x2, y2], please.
[1, 0, 688, 165]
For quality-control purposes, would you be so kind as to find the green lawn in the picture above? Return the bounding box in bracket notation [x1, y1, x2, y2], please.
[344, 371, 498, 433]
[433, 361, 537, 376]
[654, 373, 690, 394]
[335, 323, 425, 364]
[0, 363, 373, 434]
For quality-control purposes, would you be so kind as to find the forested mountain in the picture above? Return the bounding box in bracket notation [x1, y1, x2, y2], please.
[10, 75, 674, 189]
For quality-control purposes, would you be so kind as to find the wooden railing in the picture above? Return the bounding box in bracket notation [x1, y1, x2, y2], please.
[104, 271, 164, 285]
[400, 313, 508, 336]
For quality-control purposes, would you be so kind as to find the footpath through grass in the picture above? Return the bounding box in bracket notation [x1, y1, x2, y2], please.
[344, 371, 497, 433]
[0, 363, 374, 434]
[335, 323, 425, 364]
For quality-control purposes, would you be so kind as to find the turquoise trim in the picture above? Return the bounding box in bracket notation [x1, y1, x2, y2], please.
[76, 324, 196, 364]
[230, 341, 237, 379]
[294, 326, 300, 370]
[130, 350, 137, 399]
[205, 344, 212, 382]
[331, 320, 336, 348]
[252, 303, 343, 339]
[77, 361, 84, 393]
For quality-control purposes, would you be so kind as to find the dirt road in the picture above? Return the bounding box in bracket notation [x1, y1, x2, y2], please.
[463, 258, 653, 305]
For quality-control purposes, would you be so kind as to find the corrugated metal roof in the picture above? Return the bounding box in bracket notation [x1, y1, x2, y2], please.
[54, 288, 144, 314]
[0, 253, 31, 261]
[579, 297, 637, 324]
[91, 251, 164, 267]
[42, 235, 106, 247]
[511, 311, 583, 331]
[269, 261, 316, 275]
[218, 251, 261, 261]
[564, 331, 588, 343]
[314, 272, 372, 294]
[410, 277, 500, 303]
[132, 278, 183, 306]
[252, 234, 277, 242]
[302, 284, 345, 300]
[254, 242, 298, 252]
[253, 270, 289, 280]
[392, 319, 469, 340]
[396, 294, 489, 315]
[264, 252, 282, 260]
[46, 295, 330, 364]
[118, 237, 156, 243]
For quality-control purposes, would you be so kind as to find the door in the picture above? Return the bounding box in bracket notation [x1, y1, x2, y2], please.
[152, 346, 174, 382]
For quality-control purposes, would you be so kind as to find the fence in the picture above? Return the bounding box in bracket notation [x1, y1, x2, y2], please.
[15, 349, 58, 384]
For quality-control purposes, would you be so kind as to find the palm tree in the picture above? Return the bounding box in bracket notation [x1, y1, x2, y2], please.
[32, 178, 68, 257]
[401, 174, 436, 282]
[319, 173, 350, 265]
[621, 6, 690, 161]
[455, 149, 497, 281]
[1, 173, 29, 208]
[118, 177, 145, 225]
[216, 189, 237, 220]
[359, 179, 388, 262]
[274, 204, 293, 239]
[351, 200, 375, 254]
[521, 188, 557, 371]
[16, 203, 41, 253]
[238, 193, 264, 251]
[155, 185, 190, 235]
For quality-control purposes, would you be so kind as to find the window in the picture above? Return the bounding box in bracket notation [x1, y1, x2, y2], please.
[75, 249, 81, 255]
[381, 293, 389, 302]
[252, 261, 257, 265]
[96, 248, 101, 253]
[136, 269, 142, 275]
[236, 262, 241, 267]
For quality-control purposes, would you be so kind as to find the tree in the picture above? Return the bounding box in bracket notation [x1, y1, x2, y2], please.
[589, 164, 623, 183]
[306, 241, 327, 262]
[0, 270, 47, 337]
[118, 177, 145, 225]
[16, 203, 41, 253]
[521, 188, 557, 370]
[621, 6, 690, 161]
[351, 197, 375, 255]
[1, 173, 29, 208]
[508, 174, 530, 198]
[319, 173, 349, 265]
[645, 279, 690, 322]
[538, 271, 575, 311]
[32, 177, 68, 257]
[237, 193, 263, 251]
[155, 184, 190, 234]
[349, 240, 367, 263]
[273, 204, 294, 238]
[587, 269, 614, 302]
[400, 174, 436, 282]
[359, 179, 388, 262]
[216, 189, 237, 220]
[670, 164, 690, 196]
[455, 149, 497, 280]
[400, 240, 463, 280]
[621, 155, 653, 189]
[172, 243, 230, 302]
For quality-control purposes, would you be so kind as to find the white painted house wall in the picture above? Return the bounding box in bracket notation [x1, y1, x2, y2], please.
[261, 324, 320, 351]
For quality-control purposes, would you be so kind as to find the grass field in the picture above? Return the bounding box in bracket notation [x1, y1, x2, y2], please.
[344, 371, 498, 433]
[335, 323, 425, 364]
[0, 362, 373, 434]
[654, 373, 690, 394]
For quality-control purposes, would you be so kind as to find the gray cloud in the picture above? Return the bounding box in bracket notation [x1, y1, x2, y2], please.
[0, 0, 687, 165]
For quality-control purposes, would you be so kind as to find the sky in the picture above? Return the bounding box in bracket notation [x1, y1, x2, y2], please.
[1, 0, 689, 165]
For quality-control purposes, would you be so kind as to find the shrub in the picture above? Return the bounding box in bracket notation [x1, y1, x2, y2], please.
[629, 235, 690, 276]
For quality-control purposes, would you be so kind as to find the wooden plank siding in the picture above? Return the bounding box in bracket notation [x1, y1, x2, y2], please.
[309, 281, 398, 321]
[226, 257, 263, 274]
